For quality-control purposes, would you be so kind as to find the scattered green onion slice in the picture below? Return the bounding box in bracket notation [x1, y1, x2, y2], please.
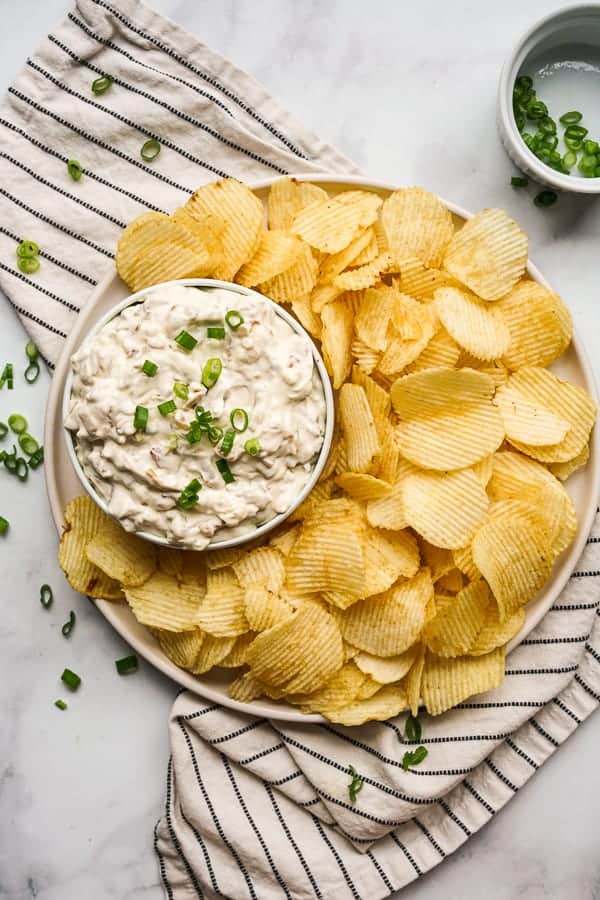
[174, 330, 197, 351]
[534, 190, 558, 208]
[515, 74, 533, 91]
[560, 110, 583, 125]
[216, 458, 235, 483]
[510, 175, 528, 187]
[526, 99, 548, 120]
[579, 154, 598, 176]
[207, 326, 226, 340]
[17, 240, 39, 259]
[185, 421, 202, 444]
[168, 433, 178, 452]
[401, 746, 428, 770]
[564, 135, 583, 151]
[141, 138, 161, 162]
[563, 150, 578, 169]
[225, 310, 244, 330]
[25, 340, 39, 361]
[0, 364, 14, 389]
[230, 408, 249, 433]
[244, 437, 261, 456]
[61, 611, 76, 637]
[8, 414, 28, 434]
[18, 434, 39, 456]
[0, 422, 7, 439]
[539, 116, 557, 135]
[91, 73, 113, 95]
[134, 405, 149, 431]
[40, 584, 53, 609]
[348, 765, 364, 803]
[24, 362, 40, 384]
[202, 357, 222, 389]
[584, 140, 599, 155]
[61, 668, 81, 690]
[565, 124, 588, 140]
[195, 407, 213, 429]
[16, 458, 28, 481]
[173, 381, 189, 401]
[28, 446, 44, 469]
[67, 159, 83, 181]
[142, 359, 158, 377]
[220, 429, 235, 456]
[3, 445, 17, 472]
[178, 493, 198, 509]
[207, 425, 224, 445]
[0, 517, 9, 535]
[54, 699, 68, 711]
[18, 257, 40, 274]
[405, 714, 422, 742]
[116, 654, 139, 675]
[158, 399, 177, 416]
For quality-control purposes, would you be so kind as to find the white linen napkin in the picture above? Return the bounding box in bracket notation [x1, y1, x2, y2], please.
[1, 2, 598, 898]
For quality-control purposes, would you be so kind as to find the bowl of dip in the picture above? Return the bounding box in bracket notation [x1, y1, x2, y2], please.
[63, 279, 334, 551]
[498, 4, 600, 193]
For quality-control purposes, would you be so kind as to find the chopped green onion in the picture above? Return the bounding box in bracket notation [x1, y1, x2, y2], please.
[564, 135, 583, 151]
[91, 74, 113, 95]
[244, 437, 261, 456]
[542, 134, 558, 150]
[534, 190, 558, 208]
[3, 445, 17, 473]
[16, 458, 28, 482]
[183, 478, 201, 495]
[18, 257, 40, 274]
[24, 362, 40, 384]
[348, 765, 364, 803]
[565, 124, 588, 141]
[0, 422, 7, 439]
[174, 330, 197, 351]
[526, 99, 547, 120]
[158, 399, 177, 416]
[0, 517, 9, 535]
[220, 429, 235, 456]
[405, 714, 422, 742]
[28, 446, 44, 469]
[515, 74, 533, 91]
[195, 407, 214, 429]
[168, 433, 178, 452]
[0, 364, 14, 389]
[185, 421, 203, 444]
[115, 654, 138, 675]
[67, 159, 83, 181]
[579, 154, 598, 176]
[514, 109, 525, 132]
[18, 434, 39, 456]
[207, 425, 223, 445]
[563, 150, 578, 168]
[141, 138, 161, 162]
[207, 326, 226, 340]
[560, 110, 583, 125]
[230, 408, 249, 433]
[8, 414, 28, 434]
[216, 458, 235, 483]
[510, 175, 528, 187]
[202, 357, 222, 389]
[134, 405, 149, 431]
[539, 116, 557, 135]
[142, 359, 158, 377]
[225, 310, 244, 330]
[61, 668, 81, 690]
[40, 584, 53, 609]
[173, 381, 189, 401]
[584, 140, 599, 155]
[178, 493, 198, 509]
[25, 340, 38, 361]
[54, 699, 68, 710]
[17, 240, 39, 259]
[401, 746, 428, 770]
[61, 611, 76, 637]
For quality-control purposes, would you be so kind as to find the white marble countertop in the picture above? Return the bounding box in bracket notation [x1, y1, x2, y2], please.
[2, 1, 600, 898]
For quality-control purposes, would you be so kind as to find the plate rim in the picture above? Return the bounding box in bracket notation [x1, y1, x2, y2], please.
[43, 172, 600, 724]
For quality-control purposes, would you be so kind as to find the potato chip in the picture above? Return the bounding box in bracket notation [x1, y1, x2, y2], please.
[192, 634, 237, 674]
[375, 424, 402, 484]
[377, 306, 438, 377]
[418, 539, 454, 583]
[228, 672, 266, 703]
[289, 478, 335, 522]
[310, 283, 343, 314]
[399, 256, 457, 299]
[402, 644, 426, 716]
[443, 208, 528, 301]
[185, 178, 263, 281]
[337, 190, 384, 225]
[290, 295, 322, 340]
[335, 472, 391, 501]
[423, 581, 492, 657]
[125, 571, 205, 631]
[468, 604, 525, 656]
[435, 568, 464, 593]
[259, 241, 319, 303]
[405, 328, 461, 373]
[354, 645, 419, 684]
[422, 648, 505, 715]
[471, 455, 494, 487]
[219, 631, 258, 668]
[350, 339, 380, 374]
[391, 367, 495, 417]
[339, 384, 380, 473]
[318, 227, 376, 283]
[494, 384, 570, 445]
[365, 470, 412, 530]
[326, 683, 408, 725]
[363, 527, 420, 595]
[206, 544, 247, 570]
[85, 517, 156, 587]
[267, 178, 328, 230]
[354, 286, 396, 352]
[351, 366, 391, 438]
[268, 523, 302, 557]
[236, 230, 304, 287]
[340, 569, 433, 656]
[382, 188, 455, 267]
[58, 496, 123, 599]
[321, 298, 354, 388]
[196, 568, 248, 637]
[452, 544, 480, 581]
[498, 280, 572, 370]
[291, 197, 371, 254]
[292, 662, 369, 713]
[401, 468, 489, 549]
[549, 444, 590, 482]
[333, 252, 393, 291]
[232, 546, 286, 592]
[245, 583, 293, 631]
[286, 511, 365, 605]
[352, 229, 379, 266]
[156, 627, 205, 669]
[433, 287, 511, 360]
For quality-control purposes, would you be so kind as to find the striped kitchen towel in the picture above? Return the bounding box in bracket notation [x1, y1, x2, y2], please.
[1, 2, 599, 898]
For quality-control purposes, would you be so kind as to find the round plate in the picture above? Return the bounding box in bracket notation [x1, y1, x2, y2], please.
[44, 174, 600, 723]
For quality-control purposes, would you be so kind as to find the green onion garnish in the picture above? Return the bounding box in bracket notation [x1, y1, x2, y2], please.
[61, 611, 76, 637]
[563, 150, 577, 169]
[142, 359, 158, 377]
[565, 123, 588, 141]
[401, 746, 428, 770]
[560, 110, 583, 125]
[526, 99, 547, 120]
[91, 74, 113, 95]
[405, 714, 422, 742]
[515, 74, 533, 90]
[141, 138, 161, 161]
[202, 357, 222, 388]
[0, 422, 7, 439]
[195, 407, 213, 427]
[579, 154, 598, 176]
[564, 135, 583, 151]
[207, 326, 226, 340]
[220, 429, 235, 456]
[183, 478, 201, 494]
[24, 362, 40, 384]
[18, 257, 40, 275]
[174, 330, 197, 352]
[17, 240, 39, 259]
[539, 116, 556, 135]
[207, 425, 223, 445]
[54, 699, 68, 710]
[225, 310, 244, 330]
[61, 668, 81, 690]
[0, 517, 9, 535]
[40, 584, 53, 608]
[173, 382, 189, 401]
[534, 190, 558, 208]
[0, 364, 14, 390]
[16, 458, 28, 482]
[584, 140, 599, 155]
[348, 765, 364, 803]
[115, 654, 139, 675]
[134, 405, 148, 431]
[177, 477, 202, 510]
[510, 175, 528, 187]
[3, 445, 17, 472]
[67, 159, 83, 181]
[168, 433, 178, 452]
[18, 434, 39, 456]
[8, 414, 27, 434]
[25, 340, 38, 361]
[244, 438, 261, 456]
[216, 458, 235, 483]
[185, 421, 202, 444]
[158, 399, 177, 416]
[28, 446, 44, 469]
[230, 408, 249, 433]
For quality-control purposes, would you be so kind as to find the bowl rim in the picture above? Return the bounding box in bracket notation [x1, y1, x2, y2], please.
[62, 277, 335, 551]
[498, 2, 600, 194]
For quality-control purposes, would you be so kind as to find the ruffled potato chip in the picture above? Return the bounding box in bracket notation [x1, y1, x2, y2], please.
[244, 583, 293, 631]
[85, 517, 156, 587]
[354, 645, 419, 684]
[292, 662, 369, 714]
[333, 252, 393, 291]
[382, 187, 455, 267]
[423, 580, 492, 657]
[291, 195, 377, 254]
[228, 672, 266, 703]
[549, 444, 590, 482]
[468, 604, 524, 656]
[339, 383, 380, 473]
[125, 571, 205, 632]
[318, 227, 375, 283]
[192, 635, 237, 674]
[363, 527, 420, 596]
[405, 328, 461, 373]
[232, 546, 286, 592]
[197, 568, 248, 637]
[422, 647, 505, 715]
[58, 496, 123, 600]
[354, 286, 396, 352]
[403, 644, 426, 716]
[321, 298, 354, 388]
[286, 512, 366, 605]
[498, 280, 572, 370]
[267, 177, 328, 230]
[335, 472, 391, 501]
[326, 683, 408, 725]
[259, 241, 318, 303]
[398, 256, 457, 299]
[236, 229, 304, 287]
[494, 384, 570, 446]
[157, 628, 205, 669]
[219, 631, 258, 668]
[401, 468, 489, 549]
[433, 287, 511, 360]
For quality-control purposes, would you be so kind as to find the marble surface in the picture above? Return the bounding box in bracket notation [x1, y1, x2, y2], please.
[1, 1, 600, 898]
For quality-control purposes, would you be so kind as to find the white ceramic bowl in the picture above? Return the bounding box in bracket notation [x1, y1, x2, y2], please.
[498, 4, 600, 193]
[62, 278, 335, 551]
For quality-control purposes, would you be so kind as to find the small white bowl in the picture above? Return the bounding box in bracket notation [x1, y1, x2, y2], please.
[498, 4, 600, 193]
[63, 278, 335, 551]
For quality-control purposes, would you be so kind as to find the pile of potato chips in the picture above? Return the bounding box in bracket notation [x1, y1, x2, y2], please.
[59, 178, 596, 724]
